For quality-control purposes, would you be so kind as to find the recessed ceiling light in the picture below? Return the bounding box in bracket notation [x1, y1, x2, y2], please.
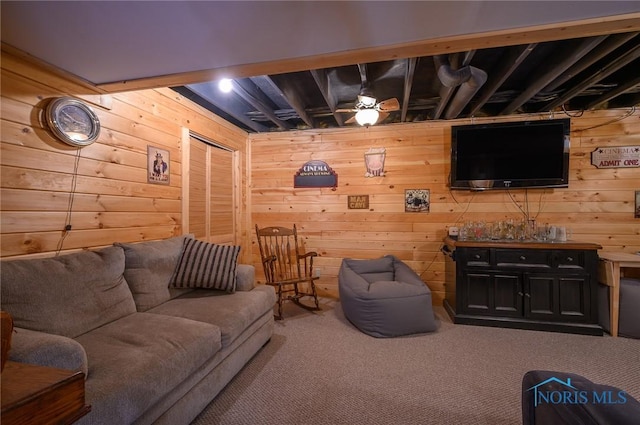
[218, 78, 233, 93]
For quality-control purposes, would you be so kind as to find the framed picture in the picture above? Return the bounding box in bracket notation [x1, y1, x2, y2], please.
[148, 146, 170, 185]
[636, 190, 640, 218]
[405, 189, 430, 212]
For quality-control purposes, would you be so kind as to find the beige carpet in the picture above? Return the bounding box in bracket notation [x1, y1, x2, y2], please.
[192, 298, 640, 425]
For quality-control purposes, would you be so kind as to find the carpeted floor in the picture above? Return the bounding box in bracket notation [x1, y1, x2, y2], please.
[191, 298, 640, 425]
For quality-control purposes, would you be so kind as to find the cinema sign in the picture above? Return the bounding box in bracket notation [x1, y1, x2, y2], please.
[294, 160, 338, 189]
[591, 146, 640, 168]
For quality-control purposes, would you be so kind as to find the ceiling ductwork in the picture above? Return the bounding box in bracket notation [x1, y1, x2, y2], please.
[435, 55, 473, 87]
[433, 54, 488, 120]
[444, 66, 488, 119]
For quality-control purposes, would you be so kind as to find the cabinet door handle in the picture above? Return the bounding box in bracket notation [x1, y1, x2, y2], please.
[518, 292, 524, 297]
[566, 257, 573, 262]
[474, 254, 481, 260]
[520, 255, 526, 261]
[525, 293, 531, 298]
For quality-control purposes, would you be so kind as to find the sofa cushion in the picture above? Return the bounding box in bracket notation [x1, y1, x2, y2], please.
[75, 312, 221, 425]
[170, 239, 240, 293]
[235, 264, 256, 292]
[148, 285, 276, 347]
[0, 246, 136, 338]
[115, 235, 193, 312]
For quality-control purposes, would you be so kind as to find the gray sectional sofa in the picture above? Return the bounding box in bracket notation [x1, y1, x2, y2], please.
[0, 235, 276, 425]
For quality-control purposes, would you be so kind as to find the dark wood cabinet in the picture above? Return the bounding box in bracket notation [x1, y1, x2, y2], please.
[443, 237, 602, 336]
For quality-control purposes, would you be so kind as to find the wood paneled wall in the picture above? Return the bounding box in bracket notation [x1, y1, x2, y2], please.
[1, 49, 253, 262]
[2, 48, 638, 306]
[249, 112, 640, 304]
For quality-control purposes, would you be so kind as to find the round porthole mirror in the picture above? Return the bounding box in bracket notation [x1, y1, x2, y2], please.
[45, 97, 101, 147]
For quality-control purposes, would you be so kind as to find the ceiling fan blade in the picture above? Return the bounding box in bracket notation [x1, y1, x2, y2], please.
[377, 98, 400, 111]
[345, 115, 358, 125]
[377, 112, 390, 123]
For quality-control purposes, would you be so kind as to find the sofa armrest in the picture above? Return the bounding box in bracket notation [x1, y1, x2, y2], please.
[9, 327, 88, 377]
[236, 264, 256, 291]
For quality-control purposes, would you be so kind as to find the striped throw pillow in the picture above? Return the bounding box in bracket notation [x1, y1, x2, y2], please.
[170, 239, 240, 293]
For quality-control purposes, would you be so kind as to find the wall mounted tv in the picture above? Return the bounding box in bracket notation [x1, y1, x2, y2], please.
[450, 118, 570, 190]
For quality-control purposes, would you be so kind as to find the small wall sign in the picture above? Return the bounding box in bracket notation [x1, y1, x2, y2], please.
[148, 145, 170, 185]
[405, 189, 430, 212]
[364, 147, 386, 177]
[591, 146, 640, 168]
[294, 160, 338, 188]
[348, 195, 369, 209]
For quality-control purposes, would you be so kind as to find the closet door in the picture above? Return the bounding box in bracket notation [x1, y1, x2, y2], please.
[208, 144, 234, 244]
[188, 136, 235, 244]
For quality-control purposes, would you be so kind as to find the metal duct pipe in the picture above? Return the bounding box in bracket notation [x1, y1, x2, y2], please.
[432, 54, 472, 119]
[434, 55, 472, 87]
[444, 66, 487, 119]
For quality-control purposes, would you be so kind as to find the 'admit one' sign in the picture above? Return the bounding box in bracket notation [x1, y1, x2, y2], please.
[591, 146, 639, 168]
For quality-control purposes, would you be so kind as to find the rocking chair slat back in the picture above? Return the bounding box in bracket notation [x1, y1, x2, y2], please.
[255, 224, 320, 319]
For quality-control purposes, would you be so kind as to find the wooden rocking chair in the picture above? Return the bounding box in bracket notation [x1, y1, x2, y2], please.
[255, 224, 320, 320]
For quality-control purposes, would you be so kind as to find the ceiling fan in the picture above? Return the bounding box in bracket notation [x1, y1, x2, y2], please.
[336, 64, 400, 126]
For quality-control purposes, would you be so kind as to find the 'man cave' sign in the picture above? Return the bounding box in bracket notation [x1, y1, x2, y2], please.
[591, 146, 640, 168]
[294, 160, 338, 188]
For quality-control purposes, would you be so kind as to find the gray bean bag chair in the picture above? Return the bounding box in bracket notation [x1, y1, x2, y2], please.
[338, 255, 437, 337]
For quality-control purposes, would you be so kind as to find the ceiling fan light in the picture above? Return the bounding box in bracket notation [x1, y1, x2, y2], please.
[355, 108, 379, 126]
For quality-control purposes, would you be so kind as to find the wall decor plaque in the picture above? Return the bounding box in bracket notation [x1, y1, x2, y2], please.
[294, 160, 337, 188]
[364, 147, 386, 177]
[591, 146, 640, 168]
[148, 145, 170, 185]
[405, 189, 430, 212]
[348, 195, 369, 209]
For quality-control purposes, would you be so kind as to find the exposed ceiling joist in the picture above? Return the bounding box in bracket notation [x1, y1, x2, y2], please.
[469, 44, 537, 116]
[501, 36, 608, 115]
[401, 58, 418, 122]
[585, 74, 640, 109]
[542, 32, 639, 93]
[310, 68, 344, 126]
[180, 84, 268, 133]
[266, 75, 315, 128]
[232, 80, 292, 130]
[541, 42, 640, 111]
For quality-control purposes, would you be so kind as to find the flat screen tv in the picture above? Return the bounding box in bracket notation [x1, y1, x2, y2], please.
[450, 118, 570, 190]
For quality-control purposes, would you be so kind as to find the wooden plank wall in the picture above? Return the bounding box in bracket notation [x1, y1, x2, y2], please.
[249, 112, 640, 304]
[2, 48, 638, 306]
[0, 49, 252, 262]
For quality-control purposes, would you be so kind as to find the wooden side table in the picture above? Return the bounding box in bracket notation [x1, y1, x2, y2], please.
[598, 251, 640, 337]
[1, 361, 90, 425]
